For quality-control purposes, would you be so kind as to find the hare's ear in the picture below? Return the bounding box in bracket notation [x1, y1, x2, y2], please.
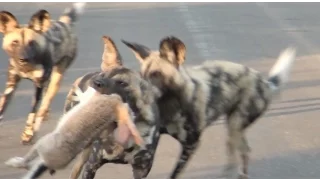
[0, 11, 19, 34]
[28, 9, 51, 32]
[121, 39, 151, 63]
[101, 36, 123, 71]
[159, 36, 186, 67]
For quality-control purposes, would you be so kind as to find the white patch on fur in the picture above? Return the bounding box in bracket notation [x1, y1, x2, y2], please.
[268, 47, 296, 88]
[32, 65, 44, 79]
[71, 86, 84, 102]
[56, 87, 96, 130]
[146, 126, 156, 145]
[101, 148, 121, 160]
[73, 2, 87, 15]
[4, 87, 14, 95]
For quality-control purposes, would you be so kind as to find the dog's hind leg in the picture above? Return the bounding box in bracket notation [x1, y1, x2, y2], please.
[238, 135, 250, 179]
[220, 111, 242, 179]
[221, 110, 252, 179]
[0, 65, 21, 121]
[21, 85, 44, 145]
[21, 158, 48, 179]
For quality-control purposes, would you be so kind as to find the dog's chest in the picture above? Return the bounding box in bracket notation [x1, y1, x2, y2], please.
[10, 59, 44, 80]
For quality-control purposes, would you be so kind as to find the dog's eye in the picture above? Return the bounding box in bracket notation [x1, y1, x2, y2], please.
[12, 40, 19, 46]
[115, 80, 128, 87]
[150, 71, 162, 78]
[93, 80, 103, 88]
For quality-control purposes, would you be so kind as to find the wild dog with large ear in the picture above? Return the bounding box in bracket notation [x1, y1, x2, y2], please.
[123, 36, 297, 179]
[0, 9, 53, 125]
[63, 36, 125, 178]
[0, 3, 86, 145]
[76, 67, 161, 179]
[67, 37, 161, 179]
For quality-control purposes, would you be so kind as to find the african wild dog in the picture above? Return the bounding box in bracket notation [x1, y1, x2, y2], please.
[0, 2, 86, 144]
[63, 36, 161, 179]
[121, 36, 297, 178]
[5, 87, 144, 179]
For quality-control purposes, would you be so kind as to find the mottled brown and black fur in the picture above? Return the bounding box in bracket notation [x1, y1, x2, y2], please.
[122, 36, 297, 178]
[63, 36, 161, 179]
[0, 3, 86, 144]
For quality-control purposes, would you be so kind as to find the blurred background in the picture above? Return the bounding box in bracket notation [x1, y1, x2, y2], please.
[1, 2, 320, 178]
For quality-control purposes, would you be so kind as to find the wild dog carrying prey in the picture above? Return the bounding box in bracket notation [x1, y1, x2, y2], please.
[0, 2, 86, 144]
[122, 36, 297, 178]
[5, 87, 144, 179]
[64, 36, 161, 179]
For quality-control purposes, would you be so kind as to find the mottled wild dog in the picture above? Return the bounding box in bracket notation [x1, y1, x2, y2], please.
[5, 87, 144, 179]
[64, 36, 161, 179]
[122, 36, 296, 178]
[0, 2, 86, 144]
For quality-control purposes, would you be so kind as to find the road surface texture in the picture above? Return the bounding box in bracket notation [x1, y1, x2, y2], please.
[0, 2, 320, 179]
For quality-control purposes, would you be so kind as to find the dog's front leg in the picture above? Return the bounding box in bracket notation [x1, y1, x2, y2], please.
[21, 85, 44, 145]
[0, 64, 21, 121]
[131, 135, 160, 179]
[81, 140, 106, 179]
[34, 67, 64, 134]
[169, 131, 201, 179]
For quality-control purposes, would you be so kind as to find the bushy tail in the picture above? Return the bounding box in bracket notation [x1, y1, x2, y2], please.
[268, 47, 296, 93]
[59, 2, 87, 24]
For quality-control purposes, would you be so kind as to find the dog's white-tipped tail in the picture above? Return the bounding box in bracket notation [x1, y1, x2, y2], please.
[268, 47, 296, 91]
[60, 2, 87, 24]
[73, 2, 87, 15]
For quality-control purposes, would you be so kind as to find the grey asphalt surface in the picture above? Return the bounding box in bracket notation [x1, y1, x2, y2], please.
[1, 2, 320, 179]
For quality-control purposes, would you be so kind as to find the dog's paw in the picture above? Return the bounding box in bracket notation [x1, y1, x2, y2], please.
[238, 173, 249, 179]
[218, 164, 237, 179]
[5, 157, 27, 168]
[49, 169, 56, 175]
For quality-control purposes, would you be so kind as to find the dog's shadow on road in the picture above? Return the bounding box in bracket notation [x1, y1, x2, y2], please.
[150, 148, 320, 179]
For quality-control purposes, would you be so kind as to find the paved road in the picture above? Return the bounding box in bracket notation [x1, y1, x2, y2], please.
[1, 2, 320, 179]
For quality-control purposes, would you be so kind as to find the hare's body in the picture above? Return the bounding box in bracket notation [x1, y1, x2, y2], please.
[5, 87, 142, 178]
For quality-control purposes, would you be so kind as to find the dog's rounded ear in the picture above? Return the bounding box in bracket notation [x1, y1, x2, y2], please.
[121, 39, 151, 63]
[28, 9, 51, 32]
[159, 36, 186, 67]
[0, 11, 19, 34]
[101, 36, 123, 71]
